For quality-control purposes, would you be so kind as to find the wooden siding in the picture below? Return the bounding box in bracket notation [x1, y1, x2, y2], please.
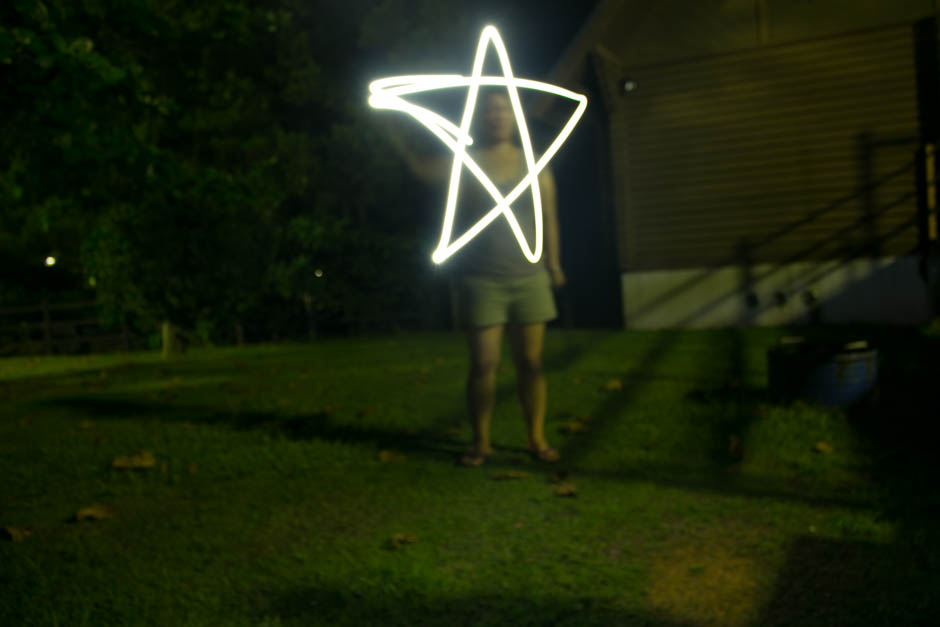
[598, 24, 921, 271]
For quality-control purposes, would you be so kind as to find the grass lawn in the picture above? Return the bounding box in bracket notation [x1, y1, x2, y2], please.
[1, 326, 938, 626]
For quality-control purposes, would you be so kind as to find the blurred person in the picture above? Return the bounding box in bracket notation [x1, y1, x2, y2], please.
[384, 90, 565, 466]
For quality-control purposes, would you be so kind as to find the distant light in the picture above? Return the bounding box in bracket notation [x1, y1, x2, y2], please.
[314, 268, 323, 278]
[88, 276, 97, 287]
[368, 25, 588, 265]
[45, 256, 56, 267]
[622, 78, 637, 93]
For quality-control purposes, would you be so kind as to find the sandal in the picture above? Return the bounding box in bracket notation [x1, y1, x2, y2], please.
[458, 451, 491, 467]
[529, 446, 561, 463]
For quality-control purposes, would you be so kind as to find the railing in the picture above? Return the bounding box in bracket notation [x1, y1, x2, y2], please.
[0, 300, 135, 356]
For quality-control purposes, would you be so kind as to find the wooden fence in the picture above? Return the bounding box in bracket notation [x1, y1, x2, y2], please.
[0, 300, 136, 356]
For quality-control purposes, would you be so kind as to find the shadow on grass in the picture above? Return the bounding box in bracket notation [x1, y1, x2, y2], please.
[555, 327, 788, 496]
[756, 535, 937, 626]
[258, 586, 696, 627]
[817, 325, 940, 623]
[553, 324, 940, 624]
[43, 330, 613, 466]
[26, 327, 940, 624]
[50, 395, 474, 463]
[44, 328, 874, 509]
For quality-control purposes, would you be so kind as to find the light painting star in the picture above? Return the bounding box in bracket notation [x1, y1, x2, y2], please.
[368, 25, 588, 264]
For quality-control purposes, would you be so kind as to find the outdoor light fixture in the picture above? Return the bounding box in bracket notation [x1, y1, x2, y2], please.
[621, 78, 637, 93]
[368, 25, 587, 264]
[44, 256, 56, 267]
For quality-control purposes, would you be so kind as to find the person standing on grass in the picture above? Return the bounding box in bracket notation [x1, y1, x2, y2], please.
[383, 89, 565, 466]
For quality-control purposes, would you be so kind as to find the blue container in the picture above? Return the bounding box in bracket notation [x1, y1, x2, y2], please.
[768, 338, 878, 406]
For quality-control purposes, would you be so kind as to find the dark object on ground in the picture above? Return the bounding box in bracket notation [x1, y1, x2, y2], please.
[768, 336, 878, 406]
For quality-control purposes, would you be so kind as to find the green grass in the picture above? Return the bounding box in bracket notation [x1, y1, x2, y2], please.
[1, 327, 938, 626]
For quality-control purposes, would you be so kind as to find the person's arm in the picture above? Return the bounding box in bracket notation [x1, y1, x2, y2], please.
[379, 118, 450, 184]
[540, 168, 565, 288]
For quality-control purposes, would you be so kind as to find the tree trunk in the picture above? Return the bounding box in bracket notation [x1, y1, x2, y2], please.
[161, 320, 184, 358]
[301, 292, 317, 340]
[233, 320, 245, 346]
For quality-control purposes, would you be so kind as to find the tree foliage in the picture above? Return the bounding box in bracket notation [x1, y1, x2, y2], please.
[1, 0, 415, 340]
[1, 0, 587, 344]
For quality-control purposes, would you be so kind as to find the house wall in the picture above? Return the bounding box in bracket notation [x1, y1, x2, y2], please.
[598, 0, 936, 68]
[621, 255, 930, 328]
[580, 1, 938, 327]
[602, 23, 921, 272]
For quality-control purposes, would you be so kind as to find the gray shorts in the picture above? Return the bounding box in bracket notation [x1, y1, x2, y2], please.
[454, 271, 557, 328]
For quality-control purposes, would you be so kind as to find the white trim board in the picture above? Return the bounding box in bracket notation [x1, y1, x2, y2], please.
[621, 255, 929, 328]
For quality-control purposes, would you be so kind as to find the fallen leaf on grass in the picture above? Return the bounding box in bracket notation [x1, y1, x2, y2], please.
[492, 470, 530, 480]
[187, 462, 198, 474]
[385, 532, 418, 549]
[74, 504, 114, 521]
[378, 450, 407, 463]
[814, 441, 834, 454]
[550, 471, 570, 483]
[79, 420, 95, 430]
[1, 526, 32, 542]
[601, 378, 623, 392]
[558, 420, 589, 435]
[554, 482, 577, 497]
[111, 450, 156, 469]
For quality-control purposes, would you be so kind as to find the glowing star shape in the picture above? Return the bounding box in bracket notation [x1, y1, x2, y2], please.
[368, 25, 587, 264]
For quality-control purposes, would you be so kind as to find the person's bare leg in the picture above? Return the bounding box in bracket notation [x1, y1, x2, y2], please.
[508, 322, 556, 458]
[464, 325, 503, 462]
